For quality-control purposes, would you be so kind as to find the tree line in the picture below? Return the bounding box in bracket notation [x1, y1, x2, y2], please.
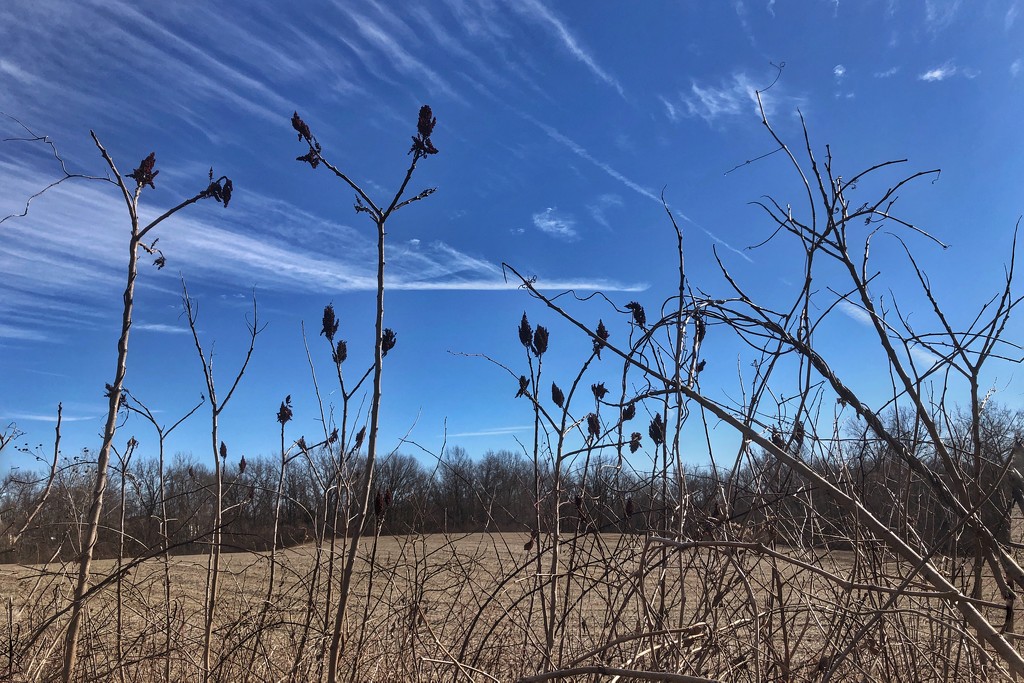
[4, 403, 1021, 565]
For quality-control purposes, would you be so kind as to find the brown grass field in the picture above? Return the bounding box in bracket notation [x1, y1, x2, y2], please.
[2, 531, 1018, 681]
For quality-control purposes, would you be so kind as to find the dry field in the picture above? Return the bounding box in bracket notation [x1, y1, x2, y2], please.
[2, 531, 1018, 682]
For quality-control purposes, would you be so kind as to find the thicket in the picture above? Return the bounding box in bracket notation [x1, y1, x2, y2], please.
[4, 89, 1024, 681]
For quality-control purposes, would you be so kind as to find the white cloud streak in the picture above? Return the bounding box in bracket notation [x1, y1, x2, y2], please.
[447, 424, 531, 438]
[0, 161, 646, 342]
[508, 0, 625, 97]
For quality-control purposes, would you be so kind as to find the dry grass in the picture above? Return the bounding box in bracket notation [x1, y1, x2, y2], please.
[3, 531, 1017, 681]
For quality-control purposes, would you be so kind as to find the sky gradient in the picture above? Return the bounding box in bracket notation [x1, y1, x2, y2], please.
[2, 0, 1023, 473]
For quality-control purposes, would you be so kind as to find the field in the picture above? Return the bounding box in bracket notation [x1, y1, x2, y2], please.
[3, 531, 1016, 682]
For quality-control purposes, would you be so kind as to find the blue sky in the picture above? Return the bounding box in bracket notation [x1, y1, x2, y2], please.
[1, 0, 1023, 473]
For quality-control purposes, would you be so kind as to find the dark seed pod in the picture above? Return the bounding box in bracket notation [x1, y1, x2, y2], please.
[518, 313, 533, 348]
[793, 420, 805, 452]
[381, 328, 397, 357]
[625, 302, 646, 328]
[291, 112, 312, 143]
[128, 152, 159, 189]
[329, 428, 339, 444]
[417, 105, 436, 139]
[770, 429, 785, 450]
[322, 304, 339, 342]
[277, 395, 293, 425]
[354, 426, 366, 452]
[220, 441, 228, 459]
[297, 436, 308, 453]
[532, 325, 549, 356]
[591, 382, 608, 401]
[622, 403, 636, 422]
[586, 413, 600, 440]
[648, 414, 665, 446]
[629, 432, 642, 453]
[239, 455, 247, 474]
[333, 340, 348, 365]
[594, 319, 610, 358]
[551, 382, 565, 408]
[515, 375, 530, 398]
[375, 490, 385, 518]
[625, 497, 635, 518]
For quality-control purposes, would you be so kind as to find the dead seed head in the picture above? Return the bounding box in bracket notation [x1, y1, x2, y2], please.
[354, 426, 366, 452]
[291, 112, 312, 143]
[333, 340, 348, 365]
[594, 319, 609, 358]
[417, 105, 436, 138]
[297, 436, 308, 452]
[202, 168, 233, 208]
[381, 328, 397, 357]
[621, 402, 636, 422]
[128, 152, 159, 189]
[625, 497, 635, 517]
[277, 395, 293, 425]
[625, 302, 647, 328]
[591, 382, 608, 401]
[518, 313, 532, 348]
[219, 441, 228, 459]
[321, 304, 339, 342]
[409, 105, 439, 157]
[586, 413, 600, 440]
[239, 455, 247, 474]
[328, 428, 339, 444]
[532, 325, 548, 356]
[551, 382, 564, 408]
[629, 432, 642, 453]
[793, 420, 805, 451]
[515, 375, 530, 398]
[648, 414, 665, 446]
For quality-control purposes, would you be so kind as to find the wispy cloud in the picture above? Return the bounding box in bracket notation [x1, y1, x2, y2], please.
[0, 59, 36, 85]
[524, 114, 752, 262]
[837, 299, 873, 326]
[918, 62, 978, 82]
[587, 194, 623, 228]
[1008, 3, 1020, 30]
[1012, 59, 1022, 78]
[924, 0, 962, 34]
[532, 207, 577, 240]
[667, 72, 805, 126]
[343, 7, 463, 101]
[874, 66, 900, 78]
[732, 1, 757, 46]
[509, 0, 625, 97]
[833, 64, 846, 80]
[0, 159, 647, 344]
